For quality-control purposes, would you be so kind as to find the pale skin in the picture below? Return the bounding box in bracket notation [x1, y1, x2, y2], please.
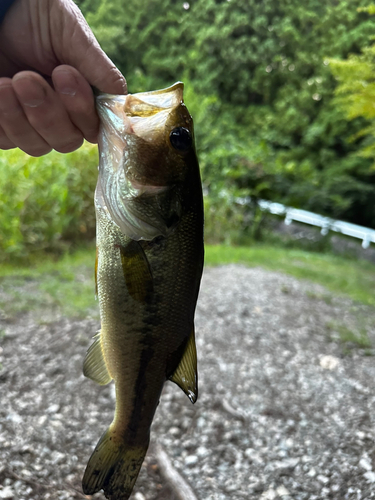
[0, 0, 127, 156]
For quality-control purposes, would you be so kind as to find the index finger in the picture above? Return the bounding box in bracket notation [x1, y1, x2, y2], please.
[52, 65, 100, 144]
[12, 71, 84, 154]
[50, 0, 127, 95]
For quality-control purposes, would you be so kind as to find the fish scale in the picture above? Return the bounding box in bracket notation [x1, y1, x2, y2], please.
[82, 82, 204, 500]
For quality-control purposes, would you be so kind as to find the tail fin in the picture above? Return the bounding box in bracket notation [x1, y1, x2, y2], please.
[82, 427, 149, 500]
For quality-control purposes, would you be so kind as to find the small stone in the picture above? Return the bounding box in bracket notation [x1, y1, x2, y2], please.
[320, 355, 339, 370]
[133, 493, 146, 500]
[359, 458, 372, 471]
[197, 417, 206, 428]
[38, 415, 47, 426]
[317, 475, 329, 485]
[6, 413, 22, 424]
[274, 457, 299, 472]
[260, 488, 277, 500]
[185, 455, 198, 466]
[51, 451, 65, 464]
[47, 403, 60, 413]
[225, 482, 238, 493]
[364, 471, 375, 483]
[197, 446, 209, 457]
[276, 485, 290, 496]
[285, 438, 294, 448]
[51, 419, 63, 428]
[307, 468, 316, 477]
[0, 486, 14, 499]
[168, 426, 180, 436]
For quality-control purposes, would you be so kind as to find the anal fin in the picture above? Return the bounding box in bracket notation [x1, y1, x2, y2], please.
[83, 331, 112, 385]
[169, 327, 198, 404]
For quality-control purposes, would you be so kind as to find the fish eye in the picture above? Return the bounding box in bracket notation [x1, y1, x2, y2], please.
[169, 127, 192, 152]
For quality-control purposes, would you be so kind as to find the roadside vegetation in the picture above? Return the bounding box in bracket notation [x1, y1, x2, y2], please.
[0, 2, 374, 322]
[1, 1, 375, 261]
[0, 244, 374, 322]
[77, 0, 375, 231]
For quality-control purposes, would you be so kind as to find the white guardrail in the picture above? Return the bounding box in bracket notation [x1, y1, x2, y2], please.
[256, 199, 375, 249]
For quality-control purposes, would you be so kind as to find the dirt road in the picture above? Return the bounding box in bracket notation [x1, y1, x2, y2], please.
[1, 265, 375, 500]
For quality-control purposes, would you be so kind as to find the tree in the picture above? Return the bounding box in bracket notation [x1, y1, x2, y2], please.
[77, 0, 375, 228]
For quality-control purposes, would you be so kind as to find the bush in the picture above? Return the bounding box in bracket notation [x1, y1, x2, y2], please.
[0, 143, 98, 261]
[77, 0, 375, 229]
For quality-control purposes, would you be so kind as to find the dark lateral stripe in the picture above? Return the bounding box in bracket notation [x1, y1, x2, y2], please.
[127, 341, 159, 443]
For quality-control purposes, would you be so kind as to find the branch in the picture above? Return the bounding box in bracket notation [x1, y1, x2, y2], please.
[153, 442, 199, 500]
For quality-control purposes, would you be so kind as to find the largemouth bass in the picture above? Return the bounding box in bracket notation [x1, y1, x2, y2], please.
[82, 82, 204, 500]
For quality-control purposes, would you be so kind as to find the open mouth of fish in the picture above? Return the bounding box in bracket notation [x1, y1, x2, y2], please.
[95, 83, 195, 241]
[96, 81, 185, 179]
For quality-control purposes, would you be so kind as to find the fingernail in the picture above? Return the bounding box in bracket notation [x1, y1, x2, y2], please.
[14, 77, 46, 107]
[54, 71, 77, 96]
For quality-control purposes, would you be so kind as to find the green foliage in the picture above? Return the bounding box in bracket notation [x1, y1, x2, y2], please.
[0, 246, 97, 319]
[75, 0, 375, 229]
[330, 43, 375, 167]
[326, 320, 372, 355]
[0, 144, 98, 261]
[3, 1, 375, 258]
[0, 244, 374, 321]
[358, 4, 375, 15]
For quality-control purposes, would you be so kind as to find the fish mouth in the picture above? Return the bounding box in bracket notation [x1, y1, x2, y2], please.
[96, 82, 184, 142]
[95, 83, 190, 241]
[124, 82, 184, 114]
[95, 82, 186, 187]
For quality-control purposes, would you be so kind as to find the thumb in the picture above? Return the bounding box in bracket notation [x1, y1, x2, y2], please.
[50, 0, 127, 95]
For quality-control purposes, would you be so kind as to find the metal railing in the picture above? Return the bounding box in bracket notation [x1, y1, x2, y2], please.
[257, 200, 375, 249]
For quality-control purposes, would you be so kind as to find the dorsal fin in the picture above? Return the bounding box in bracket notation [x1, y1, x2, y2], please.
[169, 327, 198, 404]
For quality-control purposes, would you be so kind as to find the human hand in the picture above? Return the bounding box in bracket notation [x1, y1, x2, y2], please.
[0, 0, 126, 156]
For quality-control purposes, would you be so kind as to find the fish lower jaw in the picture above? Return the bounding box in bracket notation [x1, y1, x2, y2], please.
[129, 180, 169, 195]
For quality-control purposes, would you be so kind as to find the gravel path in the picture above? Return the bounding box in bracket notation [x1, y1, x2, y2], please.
[1, 265, 375, 500]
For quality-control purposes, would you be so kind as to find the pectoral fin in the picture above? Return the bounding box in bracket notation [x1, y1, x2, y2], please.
[83, 331, 112, 385]
[120, 240, 153, 303]
[169, 327, 198, 404]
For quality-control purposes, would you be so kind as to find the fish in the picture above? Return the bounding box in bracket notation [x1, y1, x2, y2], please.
[82, 82, 204, 500]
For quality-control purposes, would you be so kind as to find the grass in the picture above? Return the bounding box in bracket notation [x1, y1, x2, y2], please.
[205, 244, 375, 307]
[0, 246, 97, 319]
[306, 290, 333, 305]
[326, 320, 372, 355]
[0, 243, 374, 319]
